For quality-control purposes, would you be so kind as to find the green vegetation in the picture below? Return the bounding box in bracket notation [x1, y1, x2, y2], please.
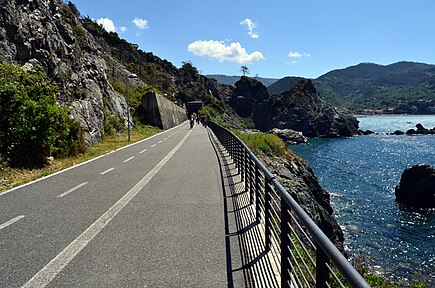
[314, 62, 435, 112]
[235, 132, 286, 156]
[0, 63, 85, 168]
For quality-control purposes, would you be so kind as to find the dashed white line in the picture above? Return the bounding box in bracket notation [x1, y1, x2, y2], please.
[21, 129, 193, 288]
[164, 138, 167, 140]
[150, 144, 156, 148]
[100, 168, 115, 175]
[57, 182, 88, 198]
[158, 140, 162, 144]
[139, 148, 147, 154]
[0, 215, 25, 230]
[123, 156, 134, 163]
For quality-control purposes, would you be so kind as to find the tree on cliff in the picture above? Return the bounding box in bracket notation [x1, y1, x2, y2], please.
[240, 65, 250, 76]
[0, 63, 84, 167]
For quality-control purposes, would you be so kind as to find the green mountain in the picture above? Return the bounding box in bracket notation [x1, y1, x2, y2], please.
[268, 62, 435, 113]
[207, 74, 278, 87]
[266, 76, 306, 95]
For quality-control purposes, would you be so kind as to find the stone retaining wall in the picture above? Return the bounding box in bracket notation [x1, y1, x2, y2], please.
[141, 92, 187, 129]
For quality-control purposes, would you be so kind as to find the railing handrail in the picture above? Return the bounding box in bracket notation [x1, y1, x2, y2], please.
[208, 121, 370, 288]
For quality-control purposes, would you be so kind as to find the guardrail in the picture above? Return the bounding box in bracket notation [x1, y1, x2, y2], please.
[208, 121, 370, 288]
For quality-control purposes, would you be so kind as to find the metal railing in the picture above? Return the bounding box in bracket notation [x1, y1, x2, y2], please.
[208, 121, 370, 288]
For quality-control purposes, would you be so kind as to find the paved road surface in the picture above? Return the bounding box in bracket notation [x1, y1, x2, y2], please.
[0, 122, 237, 287]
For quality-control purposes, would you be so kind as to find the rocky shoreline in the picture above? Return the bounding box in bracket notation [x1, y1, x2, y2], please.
[357, 123, 435, 136]
[254, 145, 346, 253]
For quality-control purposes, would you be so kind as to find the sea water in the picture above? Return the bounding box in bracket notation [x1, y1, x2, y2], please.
[290, 115, 435, 284]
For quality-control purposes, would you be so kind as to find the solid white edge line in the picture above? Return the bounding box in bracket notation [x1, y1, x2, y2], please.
[100, 168, 115, 175]
[139, 149, 147, 154]
[0, 215, 25, 230]
[0, 121, 188, 197]
[21, 129, 192, 288]
[123, 157, 135, 163]
[57, 182, 88, 198]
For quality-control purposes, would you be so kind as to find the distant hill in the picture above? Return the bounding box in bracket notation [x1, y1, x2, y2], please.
[268, 61, 435, 112]
[315, 61, 435, 111]
[267, 76, 307, 95]
[207, 74, 278, 87]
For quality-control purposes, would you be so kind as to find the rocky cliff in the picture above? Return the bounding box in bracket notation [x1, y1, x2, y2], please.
[230, 77, 359, 137]
[258, 150, 345, 252]
[0, 0, 134, 145]
[395, 164, 435, 208]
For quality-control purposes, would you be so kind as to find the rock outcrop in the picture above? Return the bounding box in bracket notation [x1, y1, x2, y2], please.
[269, 128, 308, 145]
[0, 0, 132, 145]
[395, 165, 435, 208]
[406, 124, 435, 135]
[259, 151, 345, 252]
[231, 77, 359, 137]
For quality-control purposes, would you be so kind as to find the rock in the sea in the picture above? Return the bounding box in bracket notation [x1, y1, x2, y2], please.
[269, 128, 308, 145]
[416, 123, 427, 132]
[406, 124, 435, 135]
[406, 129, 417, 135]
[393, 130, 405, 135]
[357, 129, 375, 135]
[395, 165, 435, 208]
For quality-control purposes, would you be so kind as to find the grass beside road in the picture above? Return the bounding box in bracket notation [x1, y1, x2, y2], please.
[0, 125, 162, 193]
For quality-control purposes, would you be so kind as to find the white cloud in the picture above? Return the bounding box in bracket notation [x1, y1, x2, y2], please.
[133, 17, 149, 29]
[187, 40, 264, 64]
[96, 18, 116, 33]
[240, 18, 259, 39]
[288, 51, 311, 58]
[119, 26, 127, 33]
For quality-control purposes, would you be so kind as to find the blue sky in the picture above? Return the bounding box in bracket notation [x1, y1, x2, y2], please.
[71, 0, 435, 79]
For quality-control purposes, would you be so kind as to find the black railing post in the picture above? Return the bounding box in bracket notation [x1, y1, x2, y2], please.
[281, 201, 291, 288]
[249, 157, 254, 205]
[240, 146, 245, 181]
[255, 165, 261, 223]
[264, 177, 272, 250]
[316, 245, 329, 288]
[245, 153, 250, 194]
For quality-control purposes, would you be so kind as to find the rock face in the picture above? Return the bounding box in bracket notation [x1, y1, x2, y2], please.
[259, 151, 345, 252]
[269, 128, 308, 145]
[395, 165, 435, 208]
[0, 0, 133, 145]
[406, 124, 435, 135]
[231, 77, 359, 137]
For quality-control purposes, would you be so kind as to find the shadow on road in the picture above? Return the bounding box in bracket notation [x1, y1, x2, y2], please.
[208, 129, 280, 288]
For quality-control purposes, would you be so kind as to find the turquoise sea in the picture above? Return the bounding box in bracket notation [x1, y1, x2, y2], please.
[290, 115, 435, 285]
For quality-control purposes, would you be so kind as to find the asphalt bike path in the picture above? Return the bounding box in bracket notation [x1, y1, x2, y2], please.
[0, 122, 232, 287]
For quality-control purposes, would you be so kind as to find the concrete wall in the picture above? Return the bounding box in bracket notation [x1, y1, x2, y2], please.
[141, 92, 188, 129]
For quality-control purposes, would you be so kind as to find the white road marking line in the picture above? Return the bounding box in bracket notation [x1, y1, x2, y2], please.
[0, 215, 25, 230]
[22, 129, 192, 288]
[0, 121, 187, 198]
[139, 148, 147, 154]
[163, 138, 167, 140]
[100, 168, 115, 175]
[150, 144, 156, 148]
[123, 157, 134, 163]
[158, 141, 162, 144]
[168, 135, 172, 138]
[57, 182, 88, 198]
